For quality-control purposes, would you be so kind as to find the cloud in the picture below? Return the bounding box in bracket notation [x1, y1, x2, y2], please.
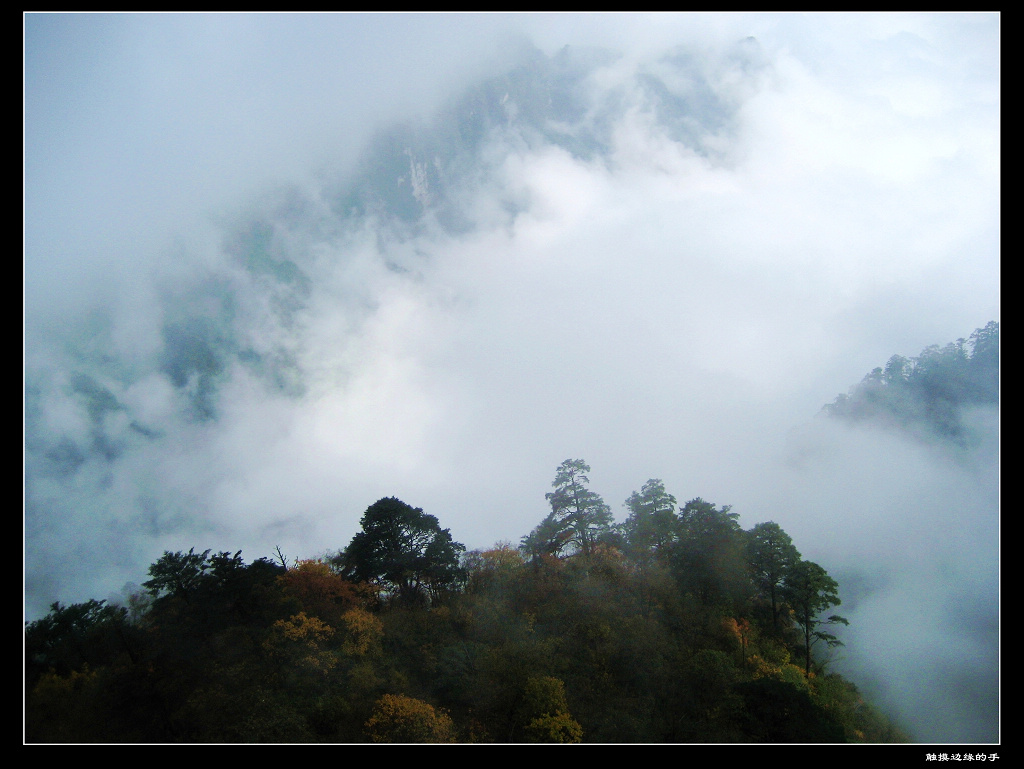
[760, 414, 999, 742]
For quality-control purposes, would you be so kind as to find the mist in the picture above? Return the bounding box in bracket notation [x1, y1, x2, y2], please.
[24, 13, 998, 743]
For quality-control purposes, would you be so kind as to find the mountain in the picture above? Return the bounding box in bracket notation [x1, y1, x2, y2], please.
[822, 321, 999, 444]
[24, 21, 1000, 744]
[25, 38, 770, 539]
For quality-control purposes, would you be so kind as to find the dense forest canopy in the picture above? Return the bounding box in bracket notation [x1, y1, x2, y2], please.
[27, 458, 908, 744]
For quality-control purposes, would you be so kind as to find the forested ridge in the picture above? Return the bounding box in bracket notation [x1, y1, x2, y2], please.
[823, 321, 999, 442]
[28, 324, 997, 744]
[26, 466, 906, 744]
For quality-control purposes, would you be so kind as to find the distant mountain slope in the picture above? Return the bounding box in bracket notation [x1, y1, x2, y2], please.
[25, 38, 767, 461]
[822, 321, 998, 442]
[23, 38, 771, 619]
[327, 41, 762, 238]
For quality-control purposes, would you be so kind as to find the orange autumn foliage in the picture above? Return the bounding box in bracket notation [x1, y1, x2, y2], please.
[278, 559, 369, 625]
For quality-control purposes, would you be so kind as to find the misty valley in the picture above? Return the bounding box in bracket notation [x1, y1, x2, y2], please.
[25, 323, 997, 742]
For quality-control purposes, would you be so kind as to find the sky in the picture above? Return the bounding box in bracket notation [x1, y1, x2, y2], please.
[24, 13, 999, 743]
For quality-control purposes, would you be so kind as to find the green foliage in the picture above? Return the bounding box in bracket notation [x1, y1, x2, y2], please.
[25, 665, 110, 742]
[811, 673, 909, 742]
[672, 498, 749, 609]
[26, 476, 904, 743]
[142, 548, 288, 641]
[623, 478, 679, 556]
[735, 678, 846, 742]
[783, 560, 849, 676]
[519, 676, 583, 743]
[747, 521, 801, 633]
[143, 548, 213, 604]
[520, 510, 574, 560]
[823, 321, 999, 442]
[678, 649, 745, 735]
[523, 459, 614, 559]
[338, 497, 467, 606]
[25, 599, 135, 687]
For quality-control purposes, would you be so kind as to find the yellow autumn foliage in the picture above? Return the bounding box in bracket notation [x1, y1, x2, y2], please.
[264, 612, 337, 674]
[340, 607, 383, 657]
[364, 693, 456, 743]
